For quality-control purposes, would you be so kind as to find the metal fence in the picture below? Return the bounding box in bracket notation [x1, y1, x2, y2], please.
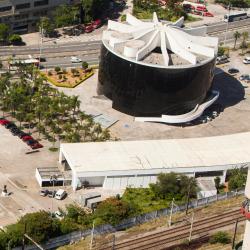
[14, 189, 245, 250]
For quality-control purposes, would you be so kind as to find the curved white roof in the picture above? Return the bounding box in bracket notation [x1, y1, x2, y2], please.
[102, 12, 219, 67]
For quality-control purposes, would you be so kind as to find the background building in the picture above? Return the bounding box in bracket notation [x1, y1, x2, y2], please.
[0, 0, 75, 33]
[98, 13, 219, 123]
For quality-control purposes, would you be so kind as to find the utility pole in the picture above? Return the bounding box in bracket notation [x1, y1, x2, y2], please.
[90, 220, 95, 250]
[232, 219, 239, 249]
[224, 2, 231, 46]
[112, 234, 116, 250]
[185, 179, 193, 215]
[39, 22, 43, 69]
[168, 198, 175, 227]
[188, 211, 194, 244]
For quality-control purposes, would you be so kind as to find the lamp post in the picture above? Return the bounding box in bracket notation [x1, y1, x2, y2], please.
[224, 2, 231, 46]
[50, 174, 58, 212]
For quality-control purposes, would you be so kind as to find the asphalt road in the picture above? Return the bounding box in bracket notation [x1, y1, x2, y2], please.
[0, 19, 250, 68]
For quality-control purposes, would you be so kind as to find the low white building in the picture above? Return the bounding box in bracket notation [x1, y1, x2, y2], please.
[58, 132, 250, 191]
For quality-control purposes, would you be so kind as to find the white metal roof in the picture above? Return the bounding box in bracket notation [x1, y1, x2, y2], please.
[60, 132, 250, 173]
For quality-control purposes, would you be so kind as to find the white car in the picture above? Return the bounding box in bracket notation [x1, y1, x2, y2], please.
[70, 56, 82, 63]
[55, 189, 67, 200]
[243, 57, 250, 64]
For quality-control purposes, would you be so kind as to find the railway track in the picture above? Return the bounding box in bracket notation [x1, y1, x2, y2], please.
[99, 208, 244, 250]
[207, 23, 250, 35]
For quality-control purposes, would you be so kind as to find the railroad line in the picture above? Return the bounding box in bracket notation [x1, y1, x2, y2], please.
[99, 209, 244, 250]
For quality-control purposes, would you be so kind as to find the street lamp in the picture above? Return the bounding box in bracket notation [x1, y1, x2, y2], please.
[224, 2, 231, 46]
[50, 174, 58, 212]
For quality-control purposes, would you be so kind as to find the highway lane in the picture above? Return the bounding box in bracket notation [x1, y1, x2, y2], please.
[0, 18, 249, 57]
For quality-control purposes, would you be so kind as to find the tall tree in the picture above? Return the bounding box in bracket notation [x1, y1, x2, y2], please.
[0, 23, 9, 43]
[233, 31, 241, 49]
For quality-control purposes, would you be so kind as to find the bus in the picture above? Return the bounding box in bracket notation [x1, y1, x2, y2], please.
[9, 58, 39, 71]
[224, 12, 248, 22]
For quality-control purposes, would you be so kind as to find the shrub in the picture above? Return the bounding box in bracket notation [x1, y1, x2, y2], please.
[218, 46, 225, 56]
[209, 231, 231, 244]
[9, 34, 22, 45]
[71, 68, 76, 74]
[58, 74, 62, 80]
[55, 66, 61, 73]
[62, 69, 67, 74]
[82, 61, 88, 70]
[48, 70, 52, 76]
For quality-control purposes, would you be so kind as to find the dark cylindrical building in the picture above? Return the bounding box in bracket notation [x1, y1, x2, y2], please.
[98, 14, 218, 117]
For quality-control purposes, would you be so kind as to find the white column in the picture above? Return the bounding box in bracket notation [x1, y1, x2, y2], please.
[221, 170, 227, 184]
[242, 167, 250, 250]
[72, 171, 78, 191]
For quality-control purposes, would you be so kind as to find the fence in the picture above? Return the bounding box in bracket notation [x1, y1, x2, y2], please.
[14, 189, 245, 250]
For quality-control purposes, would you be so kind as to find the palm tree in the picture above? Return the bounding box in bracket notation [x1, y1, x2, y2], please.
[242, 31, 249, 43]
[233, 31, 241, 49]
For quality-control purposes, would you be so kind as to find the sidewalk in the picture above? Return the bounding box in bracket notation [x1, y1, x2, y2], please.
[21, 25, 105, 46]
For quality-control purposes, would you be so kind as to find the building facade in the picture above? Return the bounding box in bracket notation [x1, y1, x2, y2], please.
[0, 0, 74, 33]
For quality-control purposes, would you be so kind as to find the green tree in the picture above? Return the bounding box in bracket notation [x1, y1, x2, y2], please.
[0, 23, 9, 42]
[38, 17, 55, 37]
[150, 173, 197, 200]
[218, 46, 225, 56]
[54, 4, 79, 28]
[94, 197, 138, 225]
[228, 167, 247, 191]
[214, 176, 221, 193]
[9, 34, 22, 45]
[233, 31, 241, 49]
[55, 66, 61, 74]
[82, 61, 88, 70]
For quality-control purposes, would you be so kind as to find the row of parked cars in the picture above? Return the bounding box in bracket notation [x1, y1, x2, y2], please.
[40, 189, 67, 200]
[0, 119, 43, 150]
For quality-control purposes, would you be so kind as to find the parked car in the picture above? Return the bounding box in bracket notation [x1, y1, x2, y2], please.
[48, 190, 56, 198]
[216, 55, 229, 65]
[84, 24, 94, 33]
[92, 19, 102, 29]
[196, 5, 207, 11]
[26, 139, 38, 146]
[0, 119, 10, 125]
[70, 56, 82, 63]
[40, 189, 49, 196]
[243, 57, 250, 64]
[22, 135, 33, 141]
[203, 11, 214, 17]
[239, 74, 250, 81]
[228, 68, 239, 75]
[18, 132, 29, 138]
[5, 123, 16, 129]
[30, 142, 43, 150]
[55, 189, 67, 200]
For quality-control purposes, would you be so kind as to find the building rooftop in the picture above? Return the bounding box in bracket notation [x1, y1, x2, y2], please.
[60, 132, 250, 173]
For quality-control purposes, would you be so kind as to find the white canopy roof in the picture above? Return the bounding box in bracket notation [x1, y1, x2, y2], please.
[60, 132, 250, 173]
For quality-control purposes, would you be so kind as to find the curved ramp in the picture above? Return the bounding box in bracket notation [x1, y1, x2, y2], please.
[135, 90, 219, 124]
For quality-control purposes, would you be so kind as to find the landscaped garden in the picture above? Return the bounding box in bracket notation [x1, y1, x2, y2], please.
[42, 62, 94, 88]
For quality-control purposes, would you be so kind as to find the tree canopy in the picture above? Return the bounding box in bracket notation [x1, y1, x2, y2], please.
[0, 23, 10, 42]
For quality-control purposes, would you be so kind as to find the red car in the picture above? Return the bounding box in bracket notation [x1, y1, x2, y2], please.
[22, 135, 33, 141]
[196, 5, 207, 11]
[92, 19, 102, 29]
[0, 119, 10, 125]
[85, 24, 94, 33]
[203, 11, 214, 17]
[31, 142, 43, 150]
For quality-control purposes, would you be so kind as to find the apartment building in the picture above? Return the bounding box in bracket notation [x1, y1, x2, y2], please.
[0, 0, 74, 33]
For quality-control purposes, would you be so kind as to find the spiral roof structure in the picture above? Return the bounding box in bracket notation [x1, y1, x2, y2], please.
[102, 12, 219, 67]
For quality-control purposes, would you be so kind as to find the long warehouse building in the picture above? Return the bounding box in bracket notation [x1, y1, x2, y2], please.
[58, 132, 250, 191]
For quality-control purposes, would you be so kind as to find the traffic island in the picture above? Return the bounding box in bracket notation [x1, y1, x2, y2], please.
[41, 67, 94, 88]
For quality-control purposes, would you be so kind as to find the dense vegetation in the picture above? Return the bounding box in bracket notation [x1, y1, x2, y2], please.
[209, 231, 231, 244]
[227, 167, 247, 191]
[0, 197, 137, 248]
[0, 65, 110, 145]
[123, 173, 198, 213]
[0, 24, 23, 45]
[133, 0, 186, 21]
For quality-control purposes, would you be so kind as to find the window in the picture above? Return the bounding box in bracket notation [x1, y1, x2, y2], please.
[16, 3, 30, 10]
[34, 0, 49, 7]
[15, 14, 29, 20]
[0, 6, 12, 12]
[33, 10, 47, 17]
